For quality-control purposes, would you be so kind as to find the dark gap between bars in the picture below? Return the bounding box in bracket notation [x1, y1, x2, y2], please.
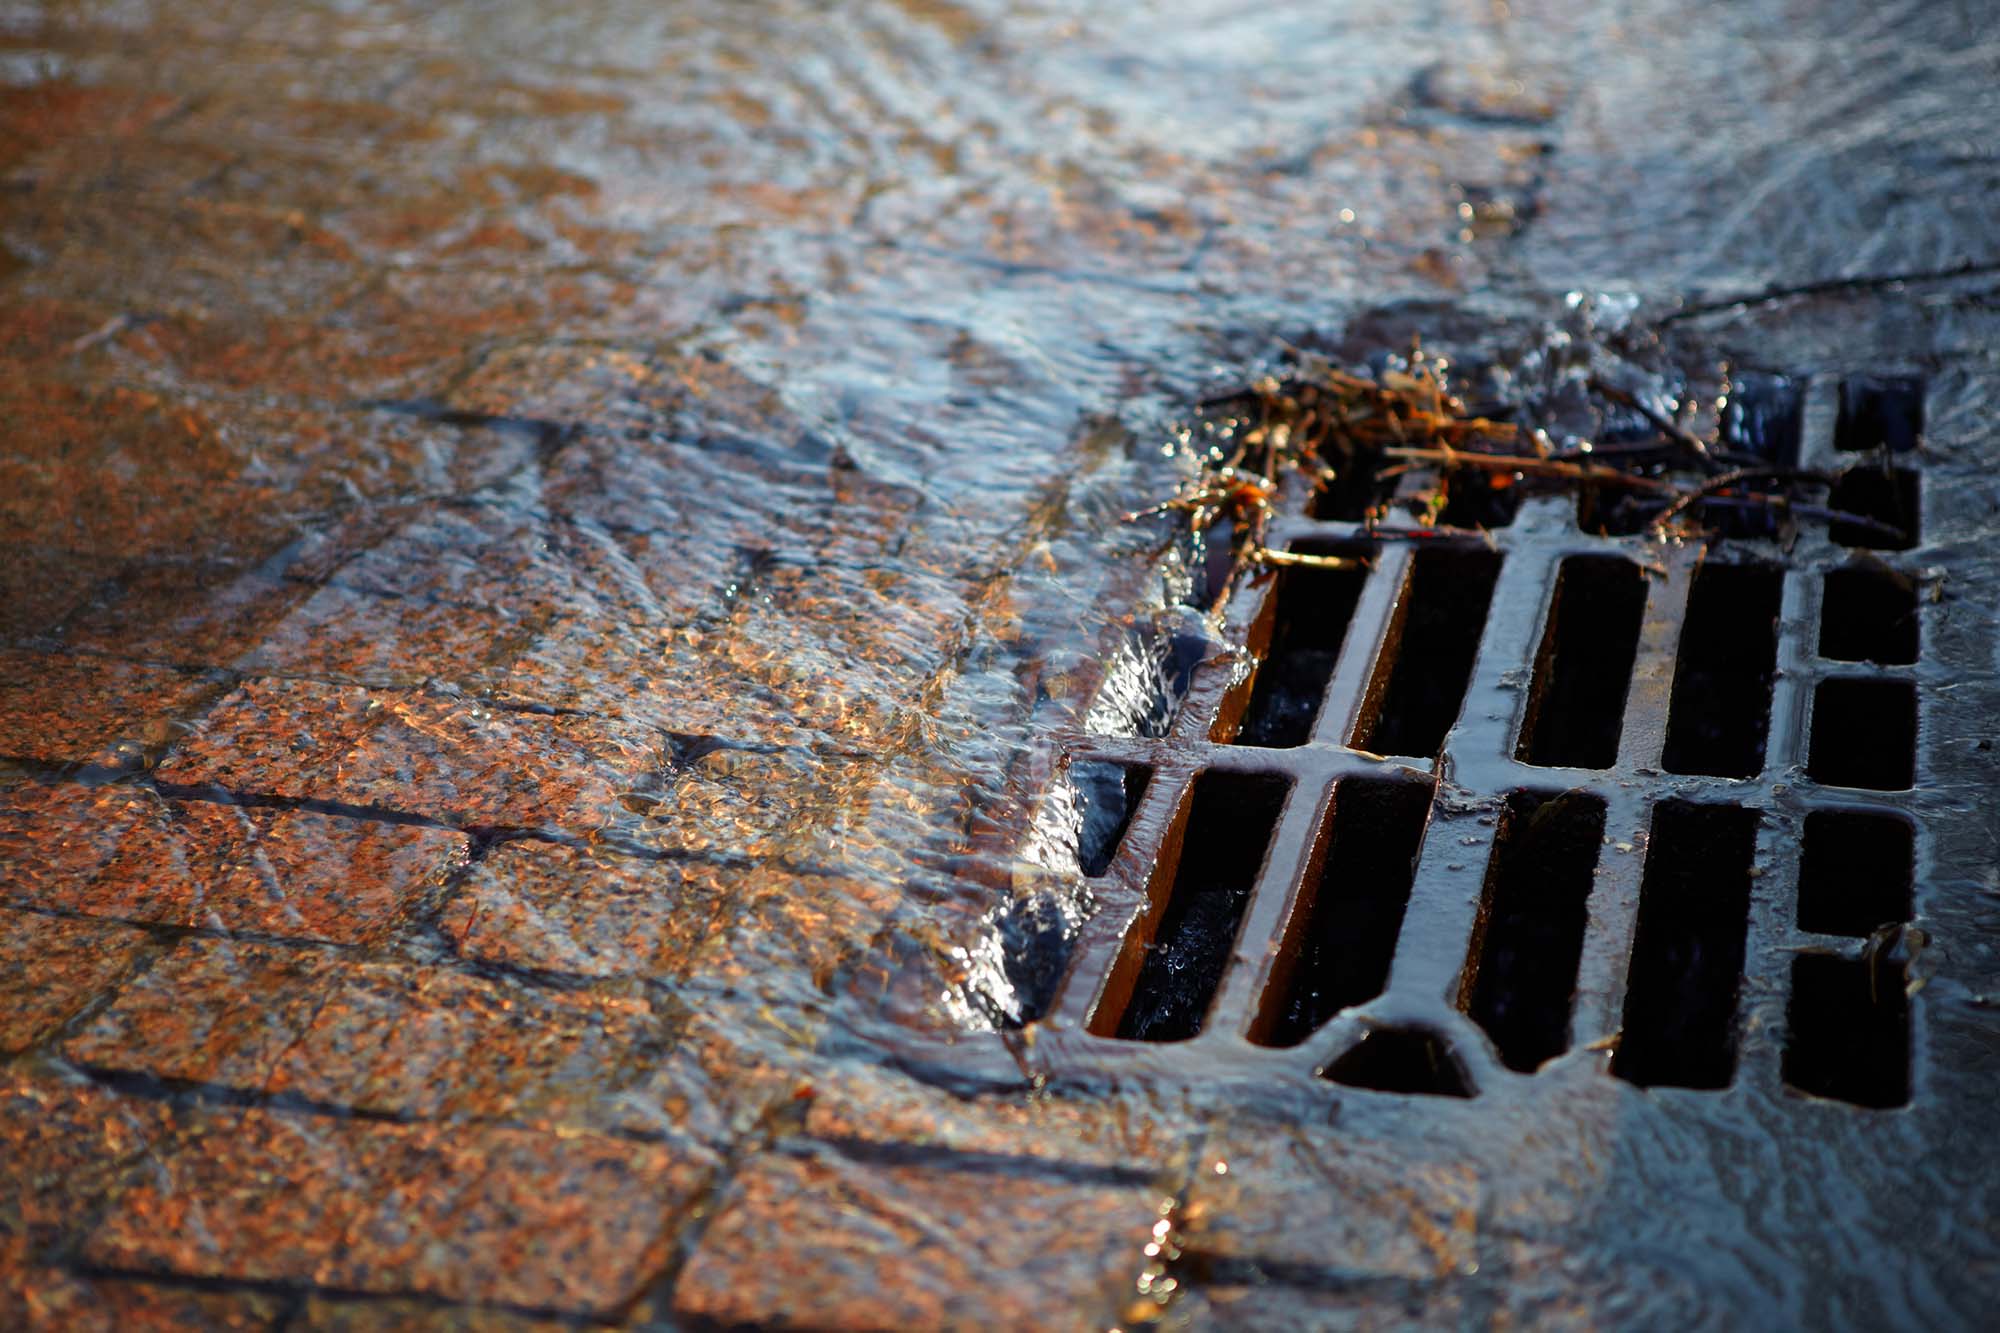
[1354, 549, 1502, 758]
[1613, 801, 1759, 1090]
[1112, 770, 1289, 1042]
[1069, 759, 1152, 878]
[1808, 679, 1917, 791]
[1834, 375, 1924, 454]
[1661, 562, 1782, 778]
[1820, 563, 1919, 664]
[1255, 779, 1431, 1048]
[1518, 556, 1647, 770]
[1783, 953, 1909, 1108]
[1233, 555, 1369, 748]
[1720, 371, 1805, 467]
[1712, 372, 1805, 537]
[1461, 790, 1605, 1072]
[1797, 810, 1914, 937]
[1829, 465, 1920, 550]
[1323, 1027, 1473, 1098]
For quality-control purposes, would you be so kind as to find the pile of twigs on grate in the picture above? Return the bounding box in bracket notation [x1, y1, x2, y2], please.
[1128, 342, 1906, 569]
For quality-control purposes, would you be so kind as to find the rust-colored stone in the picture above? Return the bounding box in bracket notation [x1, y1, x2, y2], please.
[437, 839, 735, 979]
[0, 650, 226, 766]
[0, 1236, 285, 1333]
[671, 1148, 1159, 1331]
[83, 1107, 716, 1316]
[155, 677, 667, 831]
[66, 937, 673, 1128]
[42, 796, 467, 943]
[0, 1069, 175, 1248]
[0, 912, 152, 1054]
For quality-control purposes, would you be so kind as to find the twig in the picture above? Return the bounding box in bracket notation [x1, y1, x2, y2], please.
[1650, 466, 1833, 531]
[1381, 446, 1681, 494]
[1658, 259, 2000, 326]
[1685, 493, 1909, 544]
[1251, 547, 1370, 570]
[1588, 377, 1720, 473]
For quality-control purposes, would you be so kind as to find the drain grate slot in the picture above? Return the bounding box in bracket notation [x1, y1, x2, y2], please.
[1517, 556, 1648, 769]
[1808, 679, 1917, 791]
[1834, 375, 1924, 454]
[1072, 759, 1153, 877]
[1828, 465, 1920, 550]
[1613, 801, 1759, 1090]
[1720, 371, 1805, 467]
[1354, 549, 1502, 758]
[1255, 779, 1432, 1048]
[1437, 470, 1522, 530]
[1232, 555, 1369, 748]
[1661, 562, 1782, 778]
[1324, 1027, 1473, 1098]
[1461, 791, 1606, 1072]
[1109, 771, 1290, 1042]
[1783, 954, 1909, 1108]
[1797, 810, 1914, 937]
[1820, 563, 1918, 664]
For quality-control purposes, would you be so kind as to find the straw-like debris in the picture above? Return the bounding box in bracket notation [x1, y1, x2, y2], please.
[1128, 338, 1908, 579]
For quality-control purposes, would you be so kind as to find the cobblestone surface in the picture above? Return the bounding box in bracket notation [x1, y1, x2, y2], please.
[2, 0, 1996, 1328]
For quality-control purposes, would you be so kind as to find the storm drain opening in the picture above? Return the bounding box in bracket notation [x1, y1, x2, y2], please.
[1517, 556, 1648, 769]
[1709, 372, 1808, 536]
[1828, 465, 1920, 550]
[1460, 791, 1607, 1073]
[980, 347, 1947, 1126]
[1720, 371, 1806, 468]
[1069, 759, 1153, 877]
[1808, 679, 1917, 791]
[1820, 563, 1919, 665]
[1227, 551, 1370, 748]
[1323, 1027, 1474, 1098]
[1613, 801, 1759, 1090]
[1783, 953, 1910, 1109]
[1104, 771, 1290, 1042]
[1353, 549, 1503, 759]
[1797, 810, 1914, 937]
[1253, 779, 1433, 1048]
[1834, 374, 1924, 454]
[1661, 562, 1782, 778]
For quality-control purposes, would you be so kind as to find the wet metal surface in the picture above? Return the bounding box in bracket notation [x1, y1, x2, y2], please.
[1, 0, 1998, 1328]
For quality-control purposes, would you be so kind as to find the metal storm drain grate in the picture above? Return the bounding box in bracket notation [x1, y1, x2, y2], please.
[993, 366, 1931, 1111]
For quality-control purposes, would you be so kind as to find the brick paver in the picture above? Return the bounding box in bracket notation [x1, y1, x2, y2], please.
[83, 1107, 716, 1316]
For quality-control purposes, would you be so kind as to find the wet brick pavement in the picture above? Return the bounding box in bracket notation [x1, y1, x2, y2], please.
[3, 1, 1999, 1329]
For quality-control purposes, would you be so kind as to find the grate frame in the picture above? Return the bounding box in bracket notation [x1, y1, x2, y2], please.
[914, 369, 1943, 1115]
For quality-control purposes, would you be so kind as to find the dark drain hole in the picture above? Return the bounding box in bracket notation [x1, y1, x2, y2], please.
[1828, 465, 1920, 550]
[1254, 779, 1432, 1048]
[1834, 375, 1924, 454]
[1661, 562, 1782, 778]
[1108, 771, 1290, 1042]
[1720, 371, 1805, 468]
[1518, 556, 1647, 770]
[1354, 549, 1502, 758]
[1312, 441, 1397, 522]
[1820, 563, 1918, 664]
[1808, 679, 1916, 791]
[1323, 1027, 1473, 1098]
[1436, 469, 1522, 530]
[1613, 801, 1758, 1090]
[1230, 551, 1369, 748]
[1072, 759, 1153, 878]
[1461, 790, 1606, 1073]
[1797, 809, 1914, 937]
[1783, 954, 1909, 1108]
